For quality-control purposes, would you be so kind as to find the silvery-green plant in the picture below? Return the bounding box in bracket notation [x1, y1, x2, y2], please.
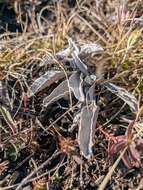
[28, 38, 138, 159]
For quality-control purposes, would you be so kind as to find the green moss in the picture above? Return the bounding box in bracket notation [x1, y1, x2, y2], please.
[122, 60, 131, 70]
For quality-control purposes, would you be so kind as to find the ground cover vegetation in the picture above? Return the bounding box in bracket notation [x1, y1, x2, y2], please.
[0, 0, 143, 189]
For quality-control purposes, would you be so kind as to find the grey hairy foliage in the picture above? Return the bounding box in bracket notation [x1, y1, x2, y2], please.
[43, 71, 85, 107]
[28, 70, 65, 97]
[104, 83, 138, 112]
[79, 43, 104, 57]
[43, 80, 69, 107]
[56, 39, 104, 61]
[68, 38, 89, 75]
[78, 104, 99, 159]
[69, 71, 85, 102]
[30, 38, 138, 159]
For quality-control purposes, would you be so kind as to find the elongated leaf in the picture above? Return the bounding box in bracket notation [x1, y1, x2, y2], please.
[28, 71, 65, 97]
[78, 104, 99, 159]
[98, 148, 127, 190]
[56, 40, 104, 60]
[126, 120, 135, 139]
[68, 38, 79, 54]
[0, 81, 10, 108]
[68, 38, 88, 75]
[0, 106, 17, 134]
[72, 52, 89, 75]
[121, 150, 133, 169]
[43, 80, 69, 107]
[69, 72, 85, 102]
[104, 83, 138, 112]
[43, 72, 85, 107]
[129, 144, 140, 163]
[86, 83, 96, 101]
[79, 43, 104, 57]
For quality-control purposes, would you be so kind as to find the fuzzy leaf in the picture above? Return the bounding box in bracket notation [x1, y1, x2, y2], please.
[43, 80, 69, 107]
[28, 71, 65, 97]
[69, 72, 85, 102]
[104, 83, 138, 112]
[86, 83, 96, 101]
[43, 72, 85, 107]
[68, 38, 88, 75]
[72, 51, 89, 75]
[79, 43, 104, 57]
[78, 104, 99, 159]
[68, 38, 79, 54]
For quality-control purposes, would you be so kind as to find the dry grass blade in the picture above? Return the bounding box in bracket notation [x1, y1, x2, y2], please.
[15, 151, 62, 190]
[98, 148, 127, 190]
[0, 106, 17, 134]
[77, 14, 109, 45]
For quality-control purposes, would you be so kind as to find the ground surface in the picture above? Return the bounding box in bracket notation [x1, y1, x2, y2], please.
[0, 0, 143, 190]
